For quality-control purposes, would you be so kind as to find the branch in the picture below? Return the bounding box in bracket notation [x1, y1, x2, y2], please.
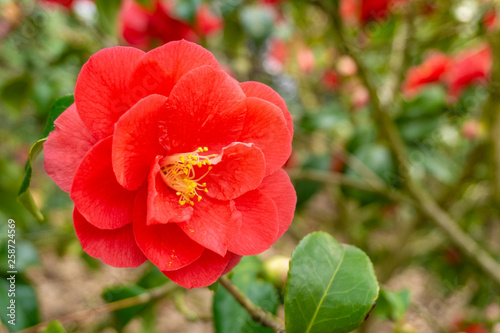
[287, 169, 414, 205]
[379, 5, 414, 109]
[219, 276, 285, 333]
[320, 0, 500, 286]
[484, 28, 500, 205]
[17, 283, 179, 333]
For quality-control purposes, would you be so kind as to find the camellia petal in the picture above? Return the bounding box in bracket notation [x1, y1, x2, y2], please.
[222, 253, 243, 275]
[128, 40, 219, 104]
[161, 65, 246, 154]
[163, 250, 231, 289]
[112, 94, 167, 190]
[240, 81, 293, 136]
[178, 197, 242, 257]
[206, 143, 266, 201]
[146, 159, 194, 224]
[73, 209, 146, 267]
[44, 104, 97, 193]
[228, 190, 279, 256]
[75, 47, 145, 140]
[239, 97, 292, 176]
[258, 169, 297, 238]
[71, 137, 137, 230]
[133, 189, 204, 271]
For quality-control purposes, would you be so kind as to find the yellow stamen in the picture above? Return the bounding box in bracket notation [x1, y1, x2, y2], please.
[160, 147, 217, 206]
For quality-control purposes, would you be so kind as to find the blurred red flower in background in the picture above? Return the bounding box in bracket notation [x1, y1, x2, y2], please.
[445, 45, 492, 99]
[402, 52, 451, 97]
[265, 38, 289, 73]
[322, 70, 340, 91]
[484, 9, 497, 30]
[361, 0, 391, 22]
[297, 46, 316, 73]
[44, 41, 296, 289]
[119, 0, 197, 49]
[41, 0, 75, 9]
[195, 3, 223, 37]
[341, 0, 406, 24]
[401, 45, 492, 100]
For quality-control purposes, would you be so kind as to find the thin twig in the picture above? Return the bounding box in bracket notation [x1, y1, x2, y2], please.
[379, 5, 413, 108]
[17, 283, 179, 333]
[484, 28, 500, 205]
[287, 169, 414, 205]
[219, 276, 285, 333]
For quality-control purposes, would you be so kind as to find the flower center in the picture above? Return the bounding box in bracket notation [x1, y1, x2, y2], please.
[159, 147, 217, 206]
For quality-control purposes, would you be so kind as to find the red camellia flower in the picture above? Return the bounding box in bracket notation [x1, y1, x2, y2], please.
[119, 0, 197, 50]
[445, 45, 492, 99]
[402, 52, 451, 97]
[44, 40, 296, 289]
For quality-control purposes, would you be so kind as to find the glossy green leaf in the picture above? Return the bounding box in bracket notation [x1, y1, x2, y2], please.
[42, 320, 67, 333]
[284, 232, 379, 333]
[17, 94, 74, 221]
[214, 256, 279, 333]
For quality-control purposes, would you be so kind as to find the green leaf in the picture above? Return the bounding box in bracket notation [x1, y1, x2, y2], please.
[134, 0, 155, 8]
[239, 5, 274, 43]
[1, 74, 33, 110]
[374, 288, 411, 322]
[343, 143, 397, 205]
[214, 256, 279, 333]
[136, 264, 170, 289]
[41, 94, 74, 138]
[95, 0, 122, 35]
[295, 154, 331, 209]
[208, 280, 219, 292]
[101, 285, 149, 329]
[42, 320, 67, 333]
[284, 232, 379, 333]
[17, 95, 74, 221]
[0, 235, 39, 273]
[175, 0, 203, 21]
[17, 139, 46, 222]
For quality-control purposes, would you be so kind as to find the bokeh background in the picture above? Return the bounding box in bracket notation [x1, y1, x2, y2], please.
[1, 0, 500, 332]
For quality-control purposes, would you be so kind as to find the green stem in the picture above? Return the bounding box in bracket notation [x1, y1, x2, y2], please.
[287, 169, 414, 205]
[484, 27, 500, 206]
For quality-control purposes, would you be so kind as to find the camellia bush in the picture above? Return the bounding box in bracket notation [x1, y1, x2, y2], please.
[1, 0, 500, 332]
